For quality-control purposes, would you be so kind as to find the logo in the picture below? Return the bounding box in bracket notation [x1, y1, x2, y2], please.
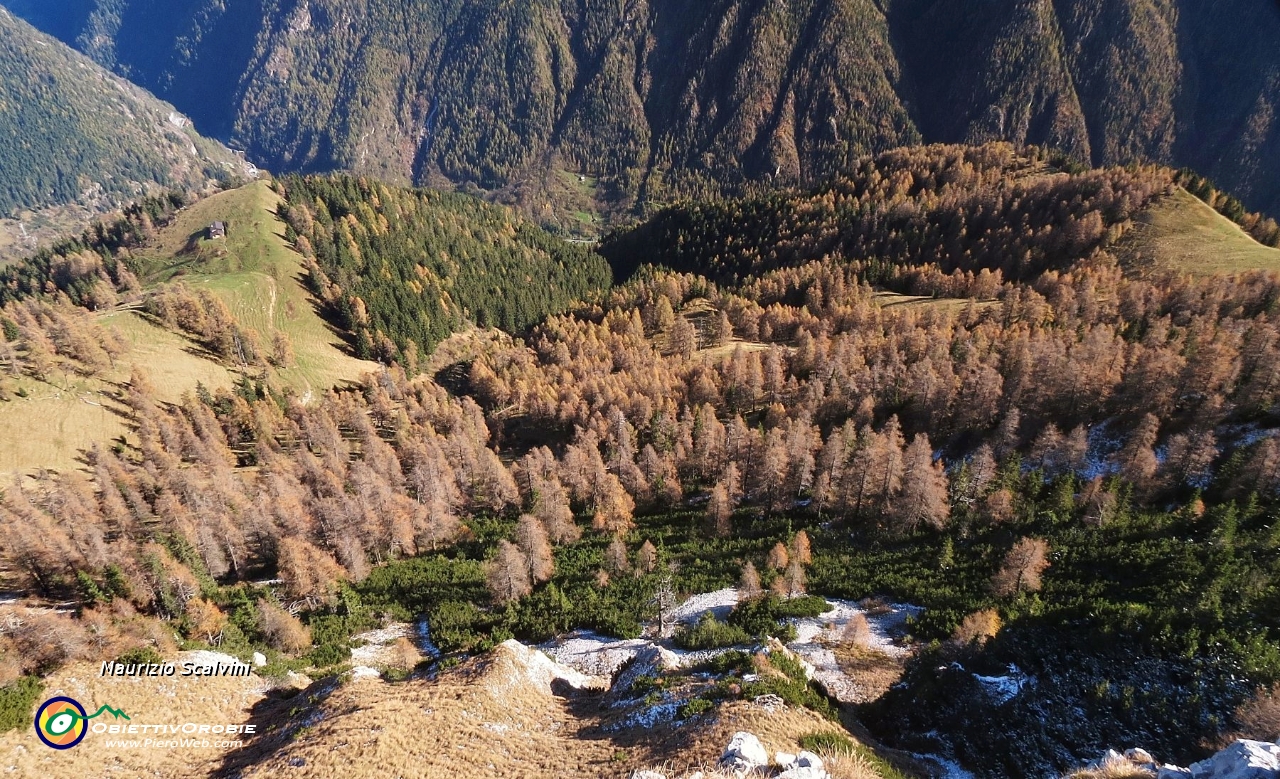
[34, 697, 130, 750]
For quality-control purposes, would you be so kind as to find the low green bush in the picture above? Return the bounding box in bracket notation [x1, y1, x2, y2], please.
[702, 650, 754, 675]
[678, 697, 715, 718]
[115, 646, 165, 666]
[0, 677, 43, 732]
[674, 612, 752, 649]
[726, 595, 810, 640]
[798, 731, 856, 754]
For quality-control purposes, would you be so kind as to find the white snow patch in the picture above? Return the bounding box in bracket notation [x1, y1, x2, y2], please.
[350, 624, 412, 664]
[541, 590, 924, 708]
[910, 752, 977, 779]
[789, 599, 920, 659]
[417, 618, 441, 659]
[540, 631, 652, 677]
[973, 664, 1028, 703]
[607, 701, 682, 731]
[350, 665, 381, 680]
[181, 649, 251, 668]
[669, 588, 741, 625]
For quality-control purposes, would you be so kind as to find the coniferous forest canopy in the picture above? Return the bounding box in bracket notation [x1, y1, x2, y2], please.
[280, 176, 613, 362]
[0, 145, 1276, 777]
[3, 0, 1280, 224]
[0, 9, 240, 218]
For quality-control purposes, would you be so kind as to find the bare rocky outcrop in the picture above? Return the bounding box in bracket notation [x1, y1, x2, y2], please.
[1084, 739, 1280, 779]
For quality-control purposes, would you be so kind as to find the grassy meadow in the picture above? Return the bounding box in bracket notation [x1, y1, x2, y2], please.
[1117, 187, 1280, 275]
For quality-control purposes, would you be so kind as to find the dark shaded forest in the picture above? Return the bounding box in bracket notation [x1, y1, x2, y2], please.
[8, 0, 1280, 223]
[0, 11, 238, 216]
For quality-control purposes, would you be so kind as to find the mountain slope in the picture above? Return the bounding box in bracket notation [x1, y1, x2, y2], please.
[5, 0, 1280, 220]
[0, 8, 246, 260]
[0, 180, 377, 477]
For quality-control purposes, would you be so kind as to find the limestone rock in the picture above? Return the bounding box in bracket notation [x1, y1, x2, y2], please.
[1126, 748, 1156, 765]
[252, 651, 267, 667]
[1186, 740, 1280, 778]
[720, 732, 769, 771]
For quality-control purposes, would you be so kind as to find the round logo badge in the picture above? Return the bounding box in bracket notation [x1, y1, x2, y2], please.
[34, 697, 88, 750]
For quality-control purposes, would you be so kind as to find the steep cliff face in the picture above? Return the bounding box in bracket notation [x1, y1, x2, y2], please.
[6, 0, 1280, 216]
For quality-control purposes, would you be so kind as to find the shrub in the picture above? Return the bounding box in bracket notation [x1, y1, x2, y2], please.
[774, 595, 829, 618]
[726, 594, 816, 639]
[630, 675, 664, 695]
[951, 609, 1001, 647]
[1236, 683, 1280, 741]
[307, 642, 350, 669]
[741, 675, 836, 719]
[0, 677, 43, 732]
[743, 648, 836, 719]
[115, 646, 165, 666]
[842, 613, 871, 646]
[703, 650, 754, 676]
[674, 612, 752, 650]
[799, 731, 856, 754]
[678, 697, 715, 718]
[259, 601, 312, 654]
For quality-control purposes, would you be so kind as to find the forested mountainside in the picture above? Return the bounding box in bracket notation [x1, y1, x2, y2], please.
[0, 146, 1279, 776]
[280, 176, 612, 362]
[0, 9, 244, 258]
[600, 144, 1280, 284]
[5, 0, 1280, 224]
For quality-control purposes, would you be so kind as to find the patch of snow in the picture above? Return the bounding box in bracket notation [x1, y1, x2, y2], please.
[350, 665, 381, 680]
[910, 752, 977, 779]
[1082, 420, 1124, 480]
[350, 623, 412, 667]
[790, 598, 920, 658]
[540, 631, 652, 677]
[669, 588, 741, 625]
[608, 701, 681, 731]
[539, 590, 927, 710]
[417, 618, 441, 659]
[181, 649, 250, 668]
[972, 664, 1028, 703]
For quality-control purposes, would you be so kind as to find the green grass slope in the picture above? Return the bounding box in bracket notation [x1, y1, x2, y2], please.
[130, 180, 377, 394]
[1116, 187, 1280, 276]
[0, 181, 376, 477]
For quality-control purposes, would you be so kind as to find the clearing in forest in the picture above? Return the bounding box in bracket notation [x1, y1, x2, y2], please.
[1115, 187, 1280, 276]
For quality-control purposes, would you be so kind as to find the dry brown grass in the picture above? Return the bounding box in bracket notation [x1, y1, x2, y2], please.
[648, 747, 884, 779]
[1235, 683, 1280, 741]
[870, 291, 999, 315]
[236, 643, 883, 779]
[0, 640, 892, 779]
[1115, 187, 1280, 277]
[830, 645, 907, 704]
[0, 651, 268, 778]
[1063, 756, 1155, 778]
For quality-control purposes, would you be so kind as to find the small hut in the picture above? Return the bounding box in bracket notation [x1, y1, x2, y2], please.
[209, 221, 226, 239]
